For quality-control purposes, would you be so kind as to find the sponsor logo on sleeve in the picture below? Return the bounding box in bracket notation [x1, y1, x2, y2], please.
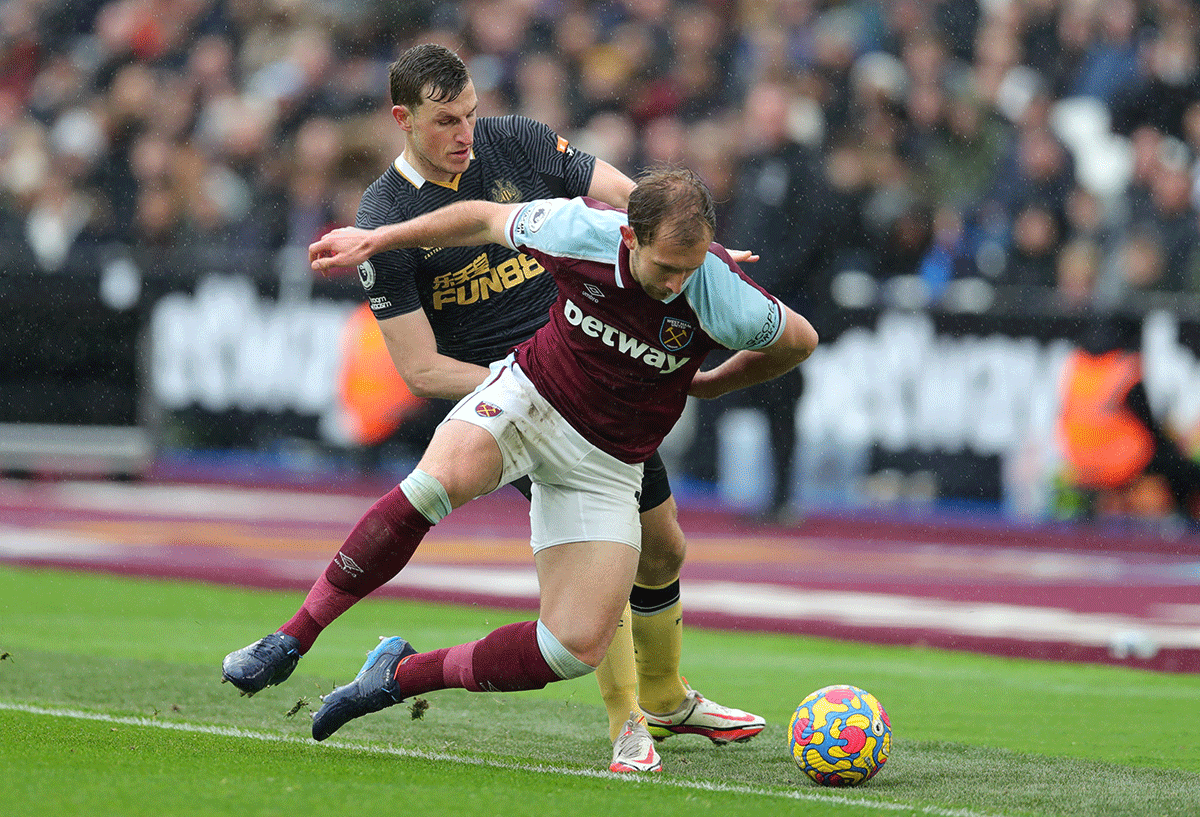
[748, 302, 783, 348]
[514, 200, 561, 237]
[526, 203, 551, 232]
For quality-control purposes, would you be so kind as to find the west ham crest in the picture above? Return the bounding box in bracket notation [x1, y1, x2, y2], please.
[475, 401, 503, 418]
[659, 317, 694, 351]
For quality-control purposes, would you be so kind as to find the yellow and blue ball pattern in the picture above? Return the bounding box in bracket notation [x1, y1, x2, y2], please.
[789, 685, 890, 786]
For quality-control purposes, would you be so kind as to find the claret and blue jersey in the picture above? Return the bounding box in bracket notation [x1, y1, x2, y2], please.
[504, 196, 786, 464]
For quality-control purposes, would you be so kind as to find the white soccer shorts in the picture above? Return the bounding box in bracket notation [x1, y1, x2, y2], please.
[441, 356, 643, 553]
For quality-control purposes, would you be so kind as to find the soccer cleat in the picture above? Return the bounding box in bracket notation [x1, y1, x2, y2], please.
[609, 713, 663, 773]
[221, 632, 302, 696]
[641, 686, 766, 744]
[310, 636, 416, 742]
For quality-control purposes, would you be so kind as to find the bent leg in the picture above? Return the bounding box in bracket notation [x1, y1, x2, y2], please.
[536, 539, 641, 667]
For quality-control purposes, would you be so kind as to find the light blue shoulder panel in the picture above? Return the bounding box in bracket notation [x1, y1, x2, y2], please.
[682, 254, 786, 351]
[505, 198, 624, 265]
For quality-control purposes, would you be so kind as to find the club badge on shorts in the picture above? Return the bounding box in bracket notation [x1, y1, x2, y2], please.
[475, 401, 503, 417]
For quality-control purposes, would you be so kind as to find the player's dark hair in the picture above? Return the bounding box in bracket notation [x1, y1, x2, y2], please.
[389, 44, 470, 109]
[627, 166, 716, 247]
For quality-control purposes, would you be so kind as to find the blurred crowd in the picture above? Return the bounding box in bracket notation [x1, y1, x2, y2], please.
[4, 0, 1200, 315]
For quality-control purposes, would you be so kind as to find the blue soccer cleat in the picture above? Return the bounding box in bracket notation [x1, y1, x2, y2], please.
[311, 636, 417, 741]
[221, 632, 302, 696]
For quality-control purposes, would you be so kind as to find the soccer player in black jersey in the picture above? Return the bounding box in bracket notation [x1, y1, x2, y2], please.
[222, 44, 764, 771]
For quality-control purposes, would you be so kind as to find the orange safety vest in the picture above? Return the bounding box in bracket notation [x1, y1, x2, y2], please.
[338, 303, 423, 446]
[1059, 350, 1155, 489]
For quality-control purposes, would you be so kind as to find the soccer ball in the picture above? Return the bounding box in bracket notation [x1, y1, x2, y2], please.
[789, 685, 890, 786]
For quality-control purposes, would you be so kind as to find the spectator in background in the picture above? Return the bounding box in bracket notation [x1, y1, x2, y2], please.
[1101, 134, 1200, 302]
[686, 79, 827, 522]
[1004, 200, 1061, 290]
[1070, 0, 1142, 106]
[1097, 227, 1169, 308]
[1016, 0, 1087, 99]
[1123, 126, 1167, 225]
[925, 76, 1009, 216]
[1112, 16, 1200, 141]
[1054, 236, 1102, 310]
[1064, 183, 1115, 250]
[989, 124, 1074, 231]
[1138, 142, 1200, 293]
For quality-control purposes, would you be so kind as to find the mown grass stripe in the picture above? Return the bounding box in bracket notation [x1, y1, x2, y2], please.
[2, 701, 1000, 817]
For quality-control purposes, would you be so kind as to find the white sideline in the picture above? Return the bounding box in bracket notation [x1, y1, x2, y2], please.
[1, 701, 1000, 817]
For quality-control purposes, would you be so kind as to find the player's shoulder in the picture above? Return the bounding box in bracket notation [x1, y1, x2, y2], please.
[511, 197, 623, 259]
[522, 196, 623, 229]
[475, 115, 556, 153]
[357, 162, 422, 226]
[695, 241, 752, 279]
[476, 114, 550, 138]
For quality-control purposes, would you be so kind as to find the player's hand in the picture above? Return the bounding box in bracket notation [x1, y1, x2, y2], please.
[727, 248, 759, 264]
[309, 226, 378, 273]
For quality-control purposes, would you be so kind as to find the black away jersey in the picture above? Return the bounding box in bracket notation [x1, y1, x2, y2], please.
[354, 115, 598, 366]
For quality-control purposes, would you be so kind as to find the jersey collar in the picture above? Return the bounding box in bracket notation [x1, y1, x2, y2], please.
[393, 151, 472, 191]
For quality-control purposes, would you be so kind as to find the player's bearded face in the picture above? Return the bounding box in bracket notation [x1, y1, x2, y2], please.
[624, 229, 709, 301]
[403, 80, 479, 182]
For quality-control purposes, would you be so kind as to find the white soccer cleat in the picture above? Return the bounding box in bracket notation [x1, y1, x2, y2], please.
[609, 712, 663, 773]
[642, 686, 766, 744]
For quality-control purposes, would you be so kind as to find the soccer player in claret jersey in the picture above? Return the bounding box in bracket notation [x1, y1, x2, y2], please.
[299, 166, 818, 759]
[221, 44, 769, 772]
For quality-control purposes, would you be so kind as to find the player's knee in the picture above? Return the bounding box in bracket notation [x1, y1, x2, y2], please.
[537, 620, 604, 675]
[637, 524, 686, 585]
[566, 633, 612, 668]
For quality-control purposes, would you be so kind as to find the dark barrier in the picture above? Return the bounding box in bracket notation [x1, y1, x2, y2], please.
[793, 305, 1200, 506]
[5, 261, 1199, 504]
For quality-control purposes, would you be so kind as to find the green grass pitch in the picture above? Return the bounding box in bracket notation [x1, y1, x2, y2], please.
[2, 565, 1199, 816]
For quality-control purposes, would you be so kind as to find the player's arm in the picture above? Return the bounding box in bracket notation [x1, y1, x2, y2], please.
[376, 310, 491, 401]
[587, 158, 636, 209]
[688, 304, 818, 400]
[310, 201, 521, 272]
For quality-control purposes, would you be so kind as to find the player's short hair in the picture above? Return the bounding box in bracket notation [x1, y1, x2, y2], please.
[627, 166, 716, 248]
[389, 44, 470, 109]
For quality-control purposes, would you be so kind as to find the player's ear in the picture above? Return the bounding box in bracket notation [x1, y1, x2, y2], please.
[619, 224, 638, 252]
[392, 105, 413, 132]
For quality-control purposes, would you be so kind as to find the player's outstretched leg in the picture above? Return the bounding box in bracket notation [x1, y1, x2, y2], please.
[311, 619, 578, 742]
[221, 632, 303, 696]
[311, 636, 417, 741]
